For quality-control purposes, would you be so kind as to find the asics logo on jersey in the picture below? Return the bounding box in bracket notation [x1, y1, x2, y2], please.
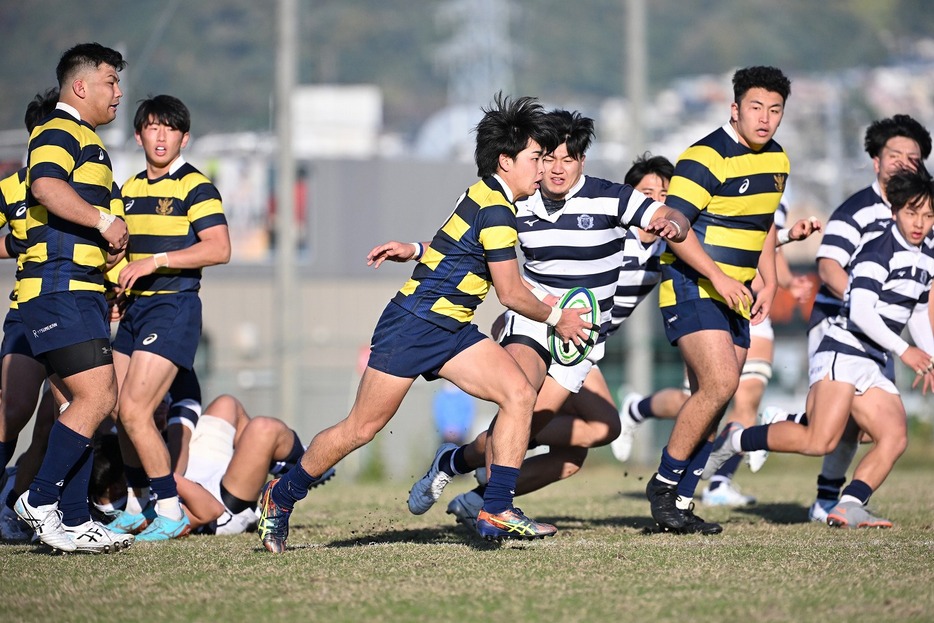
[15, 204, 26, 217]
[143, 333, 159, 345]
[738, 179, 750, 194]
[124, 199, 135, 211]
[524, 218, 539, 227]
[98, 149, 105, 161]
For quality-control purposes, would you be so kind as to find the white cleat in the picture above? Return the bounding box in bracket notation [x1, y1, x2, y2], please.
[610, 393, 643, 462]
[701, 481, 756, 506]
[407, 443, 457, 515]
[446, 490, 484, 531]
[13, 493, 76, 552]
[64, 520, 135, 554]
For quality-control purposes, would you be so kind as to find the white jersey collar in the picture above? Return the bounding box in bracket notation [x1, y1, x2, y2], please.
[492, 173, 514, 204]
[56, 102, 81, 121]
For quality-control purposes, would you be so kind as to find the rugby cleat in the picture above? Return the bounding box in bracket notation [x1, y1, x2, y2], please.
[679, 503, 723, 535]
[610, 393, 643, 462]
[446, 490, 483, 531]
[257, 479, 291, 553]
[13, 493, 76, 552]
[645, 474, 686, 532]
[64, 520, 134, 553]
[701, 481, 756, 507]
[808, 498, 837, 523]
[476, 507, 557, 541]
[310, 467, 336, 489]
[106, 503, 157, 535]
[701, 422, 744, 480]
[826, 500, 892, 529]
[407, 442, 457, 515]
[136, 514, 192, 541]
[0, 504, 33, 543]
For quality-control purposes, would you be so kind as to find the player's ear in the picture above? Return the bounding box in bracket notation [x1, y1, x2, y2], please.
[181, 132, 191, 150]
[498, 153, 513, 173]
[730, 101, 739, 123]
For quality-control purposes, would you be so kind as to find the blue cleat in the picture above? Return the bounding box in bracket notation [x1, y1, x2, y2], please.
[107, 504, 157, 535]
[135, 514, 192, 542]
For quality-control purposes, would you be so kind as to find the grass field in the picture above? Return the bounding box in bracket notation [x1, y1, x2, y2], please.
[2, 443, 933, 623]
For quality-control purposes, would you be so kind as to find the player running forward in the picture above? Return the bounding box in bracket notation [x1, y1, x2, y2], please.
[256, 94, 592, 552]
[778, 115, 931, 522]
[405, 114, 690, 529]
[702, 167, 934, 528]
[645, 66, 790, 534]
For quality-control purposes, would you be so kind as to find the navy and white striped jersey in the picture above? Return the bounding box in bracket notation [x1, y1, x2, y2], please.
[607, 231, 664, 336]
[819, 222, 934, 367]
[515, 175, 662, 342]
[810, 181, 891, 330]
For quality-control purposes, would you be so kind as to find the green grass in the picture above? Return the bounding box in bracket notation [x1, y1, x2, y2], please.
[2, 445, 933, 623]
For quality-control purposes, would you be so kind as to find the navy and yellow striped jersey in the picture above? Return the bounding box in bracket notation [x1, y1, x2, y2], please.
[0, 167, 29, 309]
[120, 156, 226, 295]
[659, 123, 789, 318]
[17, 105, 117, 303]
[391, 177, 518, 331]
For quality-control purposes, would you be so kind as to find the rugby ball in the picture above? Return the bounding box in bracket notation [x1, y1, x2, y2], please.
[548, 287, 600, 366]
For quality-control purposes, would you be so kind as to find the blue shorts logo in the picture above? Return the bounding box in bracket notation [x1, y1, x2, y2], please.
[143, 333, 159, 345]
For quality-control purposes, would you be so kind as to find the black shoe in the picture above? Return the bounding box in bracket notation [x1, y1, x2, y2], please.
[646, 473, 686, 531]
[679, 503, 722, 535]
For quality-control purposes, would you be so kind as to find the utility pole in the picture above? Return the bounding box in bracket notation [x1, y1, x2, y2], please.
[276, 0, 298, 425]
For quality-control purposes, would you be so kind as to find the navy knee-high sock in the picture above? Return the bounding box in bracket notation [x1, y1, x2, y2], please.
[482, 464, 520, 514]
[59, 446, 94, 526]
[0, 438, 18, 468]
[28, 421, 91, 508]
[676, 440, 712, 501]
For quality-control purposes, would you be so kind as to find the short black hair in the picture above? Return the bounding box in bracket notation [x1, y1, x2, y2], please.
[625, 153, 675, 187]
[732, 66, 791, 104]
[474, 92, 557, 178]
[133, 94, 191, 134]
[546, 109, 595, 160]
[863, 114, 932, 160]
[24, 88, 59, 134]
[886, 162, 934, 213]
[89, 434, 125, 499]
[56, 42, 126, 87]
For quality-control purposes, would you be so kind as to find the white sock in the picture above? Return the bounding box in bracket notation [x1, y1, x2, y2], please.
[675, 495, 692, 510]
[729, 429, 744, 453]
[839, 494, 861, 506]
[125, 487, 150, 515]
[156, 496, 183, 521]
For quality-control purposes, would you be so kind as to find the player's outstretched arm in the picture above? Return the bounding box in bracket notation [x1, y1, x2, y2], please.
[366, 240, 426, 269]
[643, 206, 690, 243]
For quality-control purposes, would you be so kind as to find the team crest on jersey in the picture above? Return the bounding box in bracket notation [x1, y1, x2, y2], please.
[156, 198, 174, 215]
[773, 174, 787, 192]
[577, 214, 594, 230]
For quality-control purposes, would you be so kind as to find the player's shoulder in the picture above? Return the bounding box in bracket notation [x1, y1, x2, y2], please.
[575, 175, 629, 198]
[829, 185, 882, 219]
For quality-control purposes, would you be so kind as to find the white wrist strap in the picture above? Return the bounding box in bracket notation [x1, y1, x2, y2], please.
[410, 242, 423, 261]
[545, 306, 562, 327]
[96, 211, 116, 233]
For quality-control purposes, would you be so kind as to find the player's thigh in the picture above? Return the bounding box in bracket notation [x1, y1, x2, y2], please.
[118, 350, 179, 419]
[679, 330, 743, 388]
[804, 379, 855, 448]
[346, 366, 416, 432]
[440, 338, 533, 407]
[1, 353, 46, 415]
[559, 367, 616, 425]
[851, 389, 907, 445]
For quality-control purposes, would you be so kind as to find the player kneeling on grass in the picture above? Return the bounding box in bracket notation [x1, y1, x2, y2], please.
[703, 166, 934, 528]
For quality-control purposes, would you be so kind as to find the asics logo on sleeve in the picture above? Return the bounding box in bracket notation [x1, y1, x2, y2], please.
[738, 179, 750, 194]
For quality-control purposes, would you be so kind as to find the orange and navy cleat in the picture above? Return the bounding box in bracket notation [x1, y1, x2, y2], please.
[476, 507, 557, 541]
[257, 479, 292, 553]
